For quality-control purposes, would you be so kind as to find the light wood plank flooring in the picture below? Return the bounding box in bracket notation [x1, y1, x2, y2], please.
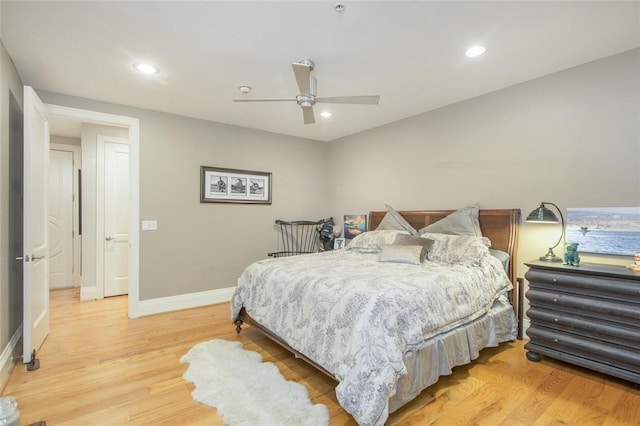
[2, 288, 639, 425]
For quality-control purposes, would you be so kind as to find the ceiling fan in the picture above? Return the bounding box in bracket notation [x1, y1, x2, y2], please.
[233, 59, 380, 124]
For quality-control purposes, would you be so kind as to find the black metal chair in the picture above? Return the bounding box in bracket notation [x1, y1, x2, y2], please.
[268, 219, 322, 257]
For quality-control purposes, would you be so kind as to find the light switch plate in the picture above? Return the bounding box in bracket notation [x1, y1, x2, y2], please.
[142, 220, 157, 231]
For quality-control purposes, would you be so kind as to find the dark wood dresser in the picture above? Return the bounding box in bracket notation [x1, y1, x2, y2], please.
[524, 260, 640, 384]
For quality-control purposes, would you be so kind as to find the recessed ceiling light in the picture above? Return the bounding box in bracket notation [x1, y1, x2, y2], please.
[320, 111, 332, 118]
[134, 63, 159, 74]
[465, 45, 486, 58]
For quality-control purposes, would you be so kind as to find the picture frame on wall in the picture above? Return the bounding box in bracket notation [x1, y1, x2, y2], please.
[343, 214, 367, 239]
[334, 237, 346, 250]
[200, 166, 272, 204]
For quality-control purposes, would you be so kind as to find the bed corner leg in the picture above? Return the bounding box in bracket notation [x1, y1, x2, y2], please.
[234, 319, 243, 334]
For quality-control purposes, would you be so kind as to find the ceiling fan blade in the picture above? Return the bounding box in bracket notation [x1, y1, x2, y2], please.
[292, 62, 312, 94]
[302, 108, 315, 124]
[315, 95, 380, 105]
[233, 98, 297, 102]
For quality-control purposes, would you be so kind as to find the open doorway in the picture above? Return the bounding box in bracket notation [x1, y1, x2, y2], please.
[45, 104, 140, 318]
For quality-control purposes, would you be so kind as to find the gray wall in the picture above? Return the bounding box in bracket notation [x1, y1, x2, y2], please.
[136, 112, 327, 299]
[35, 91, 328, 300]
[328, 48, 640, 282]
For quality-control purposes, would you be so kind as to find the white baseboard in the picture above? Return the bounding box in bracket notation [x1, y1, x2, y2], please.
[137, 287, 236, 317]
[80, 285, 98, 301]
[0, 325, 23, 392]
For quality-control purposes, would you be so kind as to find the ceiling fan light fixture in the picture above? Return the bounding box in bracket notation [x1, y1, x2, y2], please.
[465, 45, 486, 58]
[133, 62, 159, 74]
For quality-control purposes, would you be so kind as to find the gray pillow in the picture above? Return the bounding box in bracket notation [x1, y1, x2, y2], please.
[375, 204, 418, 235]
[489, 249, 510, 273]
[393, 234, 434, 263]
[419, 204, 482, 237]
[378, 244, 423, 265]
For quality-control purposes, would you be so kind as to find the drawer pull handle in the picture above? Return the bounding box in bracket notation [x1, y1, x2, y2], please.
[554, 338, 559, 343]
[553, 298, 558, 302]
[554, 318, 559, 322]
[553, 278, 557, 282]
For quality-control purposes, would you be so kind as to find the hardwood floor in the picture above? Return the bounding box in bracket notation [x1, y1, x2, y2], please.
[3, 288, 639, 425]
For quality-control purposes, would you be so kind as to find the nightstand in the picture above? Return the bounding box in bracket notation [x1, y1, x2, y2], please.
[524, 260, 640, 384]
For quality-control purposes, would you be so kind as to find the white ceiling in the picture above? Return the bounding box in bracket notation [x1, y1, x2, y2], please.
[2, 1, 639, 142]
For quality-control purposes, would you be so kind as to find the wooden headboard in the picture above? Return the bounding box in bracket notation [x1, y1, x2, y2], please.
[369, 209, 521, 285]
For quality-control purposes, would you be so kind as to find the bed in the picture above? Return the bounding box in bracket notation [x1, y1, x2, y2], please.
[232, 207, 521, 425]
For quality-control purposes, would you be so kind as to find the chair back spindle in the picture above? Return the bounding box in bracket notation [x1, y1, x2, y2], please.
[268, 220, 322, 257]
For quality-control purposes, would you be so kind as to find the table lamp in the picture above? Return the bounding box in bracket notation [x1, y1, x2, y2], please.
[526, 202, 565, 262]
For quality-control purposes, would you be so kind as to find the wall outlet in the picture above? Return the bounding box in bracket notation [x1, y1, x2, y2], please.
[142, 220, 157, 231]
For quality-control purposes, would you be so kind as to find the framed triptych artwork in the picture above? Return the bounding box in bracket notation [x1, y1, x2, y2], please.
[200, 166, 272, 204]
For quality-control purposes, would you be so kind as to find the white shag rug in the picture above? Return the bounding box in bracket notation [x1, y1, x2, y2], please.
[181, 339, 329, 426]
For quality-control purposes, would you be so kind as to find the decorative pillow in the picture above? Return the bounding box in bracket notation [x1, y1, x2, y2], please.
[378, 244, 423, 265]
[392, 234, 434, 263]
[346, 230, 409, 253]
[422, 232, 490, 265]
[418, 204, 482, 237]
[375, 204, 418, 235]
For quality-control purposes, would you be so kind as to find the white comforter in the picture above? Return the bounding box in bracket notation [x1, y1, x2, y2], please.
[230, 249, 512, 426]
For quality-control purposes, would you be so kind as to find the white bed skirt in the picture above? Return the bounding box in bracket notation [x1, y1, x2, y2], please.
[389, 294, 517, 412]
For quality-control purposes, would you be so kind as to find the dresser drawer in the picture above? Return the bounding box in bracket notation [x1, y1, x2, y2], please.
[527, 307, 640, 350]
[526, 288, 640, 325]
[526, 268, 640, 303]
[526, 326, 640, 375]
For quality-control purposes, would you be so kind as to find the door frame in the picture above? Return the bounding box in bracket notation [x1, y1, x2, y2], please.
[50, 143, 81, 288]
[45, 104, 140, 318]
[96, 135, 129, 299]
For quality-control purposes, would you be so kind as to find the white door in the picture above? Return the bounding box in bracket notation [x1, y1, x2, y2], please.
[48, 150, 74, 289]
[99, 139, 129, 297]
[23, 86, 50, 365]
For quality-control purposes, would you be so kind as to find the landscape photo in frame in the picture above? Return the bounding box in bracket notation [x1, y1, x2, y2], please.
[566, 207, 640, 256]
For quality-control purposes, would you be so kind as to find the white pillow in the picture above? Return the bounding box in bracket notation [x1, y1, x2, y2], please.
[378, 244, 423, 265]
[346, 230, 409, 253]
[419, 204, 482, 237]
[375, 204, 418, 235]
[392, 234, 434, 263]
[422, 232, 490, 265]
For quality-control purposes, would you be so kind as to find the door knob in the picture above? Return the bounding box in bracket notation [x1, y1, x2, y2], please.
[106, 236, 114, 241]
